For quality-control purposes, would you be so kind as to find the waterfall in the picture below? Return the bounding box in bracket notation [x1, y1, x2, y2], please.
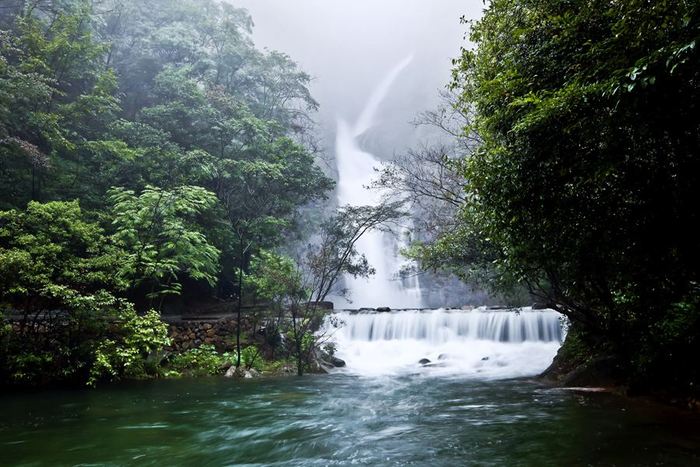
[334, 56, 423, 309]
[328, 308, 564, 378]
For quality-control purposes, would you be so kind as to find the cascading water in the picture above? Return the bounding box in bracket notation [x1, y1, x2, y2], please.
[328, 307, 564, 378]
[330, 60, 563, 379]
[334, 56, 423, 309]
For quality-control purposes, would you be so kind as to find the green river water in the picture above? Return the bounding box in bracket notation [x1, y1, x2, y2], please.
[1, 374, 699, 466]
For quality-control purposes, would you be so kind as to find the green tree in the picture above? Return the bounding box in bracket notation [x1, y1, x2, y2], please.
[109, 185, 221, 307]
[450, 0, 700, 391]
[0, 200, 168, 386]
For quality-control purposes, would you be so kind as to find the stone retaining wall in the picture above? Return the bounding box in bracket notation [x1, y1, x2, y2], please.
[164, 317, 247, 352]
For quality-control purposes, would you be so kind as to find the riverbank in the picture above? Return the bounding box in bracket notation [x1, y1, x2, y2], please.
[539, 332, 700, 412]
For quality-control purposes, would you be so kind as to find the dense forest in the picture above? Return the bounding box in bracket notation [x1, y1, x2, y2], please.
[0, 0, 394, 385]
[1, 0, 699, 404]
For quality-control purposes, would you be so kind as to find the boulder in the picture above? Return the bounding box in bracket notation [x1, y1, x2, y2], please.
[376, 307, 391, 312]
[329, 356, 346, 368]
[418, 358, 431, 365]
[243, 369, 260, 379]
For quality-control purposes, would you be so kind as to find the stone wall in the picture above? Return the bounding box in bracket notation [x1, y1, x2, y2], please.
[164, 317, 244, 352]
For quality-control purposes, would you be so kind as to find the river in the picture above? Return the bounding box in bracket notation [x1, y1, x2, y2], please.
[2, 375, 700, 465]
[2, 309, 700, 465]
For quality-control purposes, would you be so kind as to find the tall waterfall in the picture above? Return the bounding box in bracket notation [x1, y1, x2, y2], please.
[329, 308, 564, 378]
[334, 56, 423, 308]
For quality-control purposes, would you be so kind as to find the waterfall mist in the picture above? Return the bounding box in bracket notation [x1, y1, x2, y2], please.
[233, 1, 488, 307]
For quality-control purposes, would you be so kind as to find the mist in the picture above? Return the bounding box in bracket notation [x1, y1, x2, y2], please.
[232, 0, 482, 160]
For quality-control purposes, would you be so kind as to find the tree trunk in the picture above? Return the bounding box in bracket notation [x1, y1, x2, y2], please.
[235, 245, 243, 369]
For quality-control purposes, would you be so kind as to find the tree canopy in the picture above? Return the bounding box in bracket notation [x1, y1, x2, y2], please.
[0, 0, 335, 386]
[445, 0, 699, 392]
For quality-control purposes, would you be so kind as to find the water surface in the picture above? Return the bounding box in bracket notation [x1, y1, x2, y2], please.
[2, 374, 699, 466]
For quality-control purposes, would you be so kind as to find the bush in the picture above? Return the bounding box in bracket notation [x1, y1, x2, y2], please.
[168, 345, 236, 377]
[88, 309, 171, 386]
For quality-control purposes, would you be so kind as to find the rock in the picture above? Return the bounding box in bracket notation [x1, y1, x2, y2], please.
[359, 307, 376, 312]
[531, 302, 549, 310]
[243, 369, 260, 379]
[224, 366, 237, 378]
[438, 353, 449, 360]
[419, 358, 431, 365]
[329, 356, 346, 368]
[376, 307, 391, 312]
[313, 301, 334, 310]
[481, 356, 490, 361]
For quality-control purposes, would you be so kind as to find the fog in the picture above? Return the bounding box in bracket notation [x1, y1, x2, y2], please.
[230, 1, 487, 307]
[232, 0, 483, 160]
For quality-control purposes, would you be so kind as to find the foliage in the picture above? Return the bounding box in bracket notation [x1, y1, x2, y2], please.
[109, 185, 221, 304]
[304, 202, 405, 303]
[168, 345, 236, 377]
[450, 0, 700, 392]
[0, 0, 334, 387]
[167, 344, 263, 376]
[0, 200, 126, 308]
[241, 203, 400, 375]
[88, 309, 170, 386]
[244, 250, 305, 306]
[0, 200, 170, 386]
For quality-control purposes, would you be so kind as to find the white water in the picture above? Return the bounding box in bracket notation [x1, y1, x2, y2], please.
[334, 56, 423, 309]
[329, 308, 564, 378]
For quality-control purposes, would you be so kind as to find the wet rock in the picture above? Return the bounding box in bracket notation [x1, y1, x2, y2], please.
[313, 301, 335, 310]
[481, 356, 490, 361]
[376, 307, 391, 312]
[224, 366, 237, 378]
[419, 358, 431, 365]
[359, 307, 376, 312]
[329, 356, 346, 368]
[244, 369, 260, 379]
[438, 353, 449, 360]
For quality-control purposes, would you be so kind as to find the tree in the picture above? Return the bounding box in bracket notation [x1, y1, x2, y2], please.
[450, 0, 700, 391]
[244, 203, 404, 375]
[0, 200, 168, 386]
[0, 0, 335, 387]
[109, 185, 220, 308]
[303, 202, 405, 304]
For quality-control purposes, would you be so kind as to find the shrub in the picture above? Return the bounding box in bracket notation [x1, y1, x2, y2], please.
[169, 345, 236, 377]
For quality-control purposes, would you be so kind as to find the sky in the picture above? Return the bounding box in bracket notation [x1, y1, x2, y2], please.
[231, 0, 485, 159]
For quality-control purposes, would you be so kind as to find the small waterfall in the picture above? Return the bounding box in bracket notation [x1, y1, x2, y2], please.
[328, 308, 564, 378]
[334, 56, 423, 309]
